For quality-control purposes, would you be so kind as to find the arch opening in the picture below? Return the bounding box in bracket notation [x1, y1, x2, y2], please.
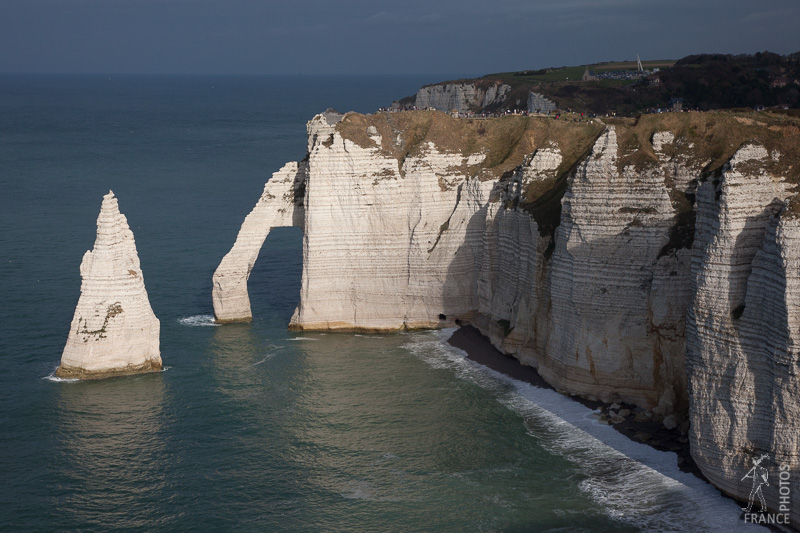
[248, 226, 304, 325]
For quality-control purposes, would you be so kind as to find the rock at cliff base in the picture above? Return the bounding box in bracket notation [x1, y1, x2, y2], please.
[662, 414, 678, 430]
[56, 191, 161, 379]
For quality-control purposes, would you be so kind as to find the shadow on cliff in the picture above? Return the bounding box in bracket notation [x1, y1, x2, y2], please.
[722, 203, 785, 457]
[727, 201, 784, 319]
[439, 196, 491, 319]
[738, 213, 789, 459]
[454, 201, 691, 418]
[426, 190, 713, 491]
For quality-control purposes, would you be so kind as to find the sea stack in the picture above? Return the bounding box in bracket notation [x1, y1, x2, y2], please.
[56, 191, 161, 379]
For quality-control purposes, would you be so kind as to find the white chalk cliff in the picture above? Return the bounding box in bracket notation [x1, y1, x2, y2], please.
[57, 191, 161, 379]
[687, 143, 799, 523]
[527, 92, 556, 114]
[215, 111, 494, 329]
[212, 160, 306, 322]
[411, 81, 556, 115]
[414, 82, 512, 113]
[476, 128, 693, 414]
[291, 117, 494, 331]
[215, 110, 800, 520]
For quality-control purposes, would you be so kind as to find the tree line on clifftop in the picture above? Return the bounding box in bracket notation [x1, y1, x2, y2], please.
[547, 52, 800, 115]
[407, 52, 800, 116]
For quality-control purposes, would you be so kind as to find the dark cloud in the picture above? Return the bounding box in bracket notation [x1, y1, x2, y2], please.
[0, 0, 797, 74]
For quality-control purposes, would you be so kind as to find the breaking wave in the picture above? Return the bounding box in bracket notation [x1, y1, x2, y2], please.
[403, 329, 765, 533]
[178, 315, 220, 327]
[43, 373, 79, 383]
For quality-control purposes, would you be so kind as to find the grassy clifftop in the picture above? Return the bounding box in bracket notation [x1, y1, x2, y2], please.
[339, 109, 800, 183]
[608, 111, 800, 179]
[337, 110, 604, 182]
[337, 109, 800, 238]
[402, 52, 800, 114]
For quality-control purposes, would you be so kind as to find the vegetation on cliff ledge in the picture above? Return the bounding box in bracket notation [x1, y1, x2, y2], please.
[339, 108, 800, 243]
[609, 111, 800, 177]
[337, 110, 603, 183]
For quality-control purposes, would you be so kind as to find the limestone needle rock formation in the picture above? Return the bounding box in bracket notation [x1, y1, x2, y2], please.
[56, 191, 161, 379]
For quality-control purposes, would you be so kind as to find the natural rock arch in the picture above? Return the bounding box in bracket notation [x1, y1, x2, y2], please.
[212, 162, 306, 323]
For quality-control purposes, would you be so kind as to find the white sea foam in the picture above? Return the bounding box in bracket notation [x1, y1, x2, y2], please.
[178, 314, 220, 327]
[404, 329, 766, 532]
[42, 364, 79, 383]
[251, 355, 275, 366]
[287, 337, 318, 341]
[44, 365, 170, 381]
[43, 373, 79, 383]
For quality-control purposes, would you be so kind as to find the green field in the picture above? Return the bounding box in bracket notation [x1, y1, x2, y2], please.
[484, 59, 676, 86]
[411, 53, 799, 114]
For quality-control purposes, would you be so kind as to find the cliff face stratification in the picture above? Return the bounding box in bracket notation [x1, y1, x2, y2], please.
[527, 92, 556, 114]
[414, 81, 511, 113]
[57, 191, 161, 379]
[411, 81, 556, 115]
[687, 143, 800, 523]
[215, 109, 800, 520]
[214, 111, 603, 330]
[476, 127, 695, 413]
[290, 121, 493, 330]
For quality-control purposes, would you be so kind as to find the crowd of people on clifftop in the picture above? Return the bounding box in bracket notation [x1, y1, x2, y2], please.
[376, 105, 610, 123]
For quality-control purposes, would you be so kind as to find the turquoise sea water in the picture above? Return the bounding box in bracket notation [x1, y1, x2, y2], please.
[0, 75, 761, 532]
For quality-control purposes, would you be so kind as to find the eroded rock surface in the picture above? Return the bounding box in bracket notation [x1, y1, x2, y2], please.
[687, 143, 800, 522]
[57, 191, 161, 379]
[476, 128, 695, 413]
[414, 82, 511, 113]
[212, 161, 306, 322]
[292, 112, 495, 330]
[527, 92, 556, 114]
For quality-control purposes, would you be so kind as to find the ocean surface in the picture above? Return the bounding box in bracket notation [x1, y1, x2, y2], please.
[0, 74, 762, 532]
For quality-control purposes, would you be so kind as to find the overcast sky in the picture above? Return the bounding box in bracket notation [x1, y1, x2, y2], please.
[1, 0, 798, 75]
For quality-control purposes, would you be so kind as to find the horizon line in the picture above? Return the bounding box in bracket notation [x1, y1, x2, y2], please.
[0, 70, 484, 78]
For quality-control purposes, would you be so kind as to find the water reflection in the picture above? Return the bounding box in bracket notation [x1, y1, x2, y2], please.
[52, 374, 168, 529]
[273, 332, 609, 531]
[206, 322, 305, 408]
[209, 323, 272, 376]
[197, 323, 314, 525]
